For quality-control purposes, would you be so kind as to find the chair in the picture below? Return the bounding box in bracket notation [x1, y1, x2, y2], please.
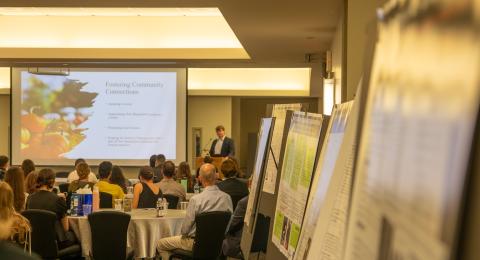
[99, 192, 113, 208]
[88, 211, 134, 260]
[163, 194, 180, 209]
[56, 171, 69, 178]
[59, 183, 70, 193]
[169, 211, 232, 260]
[22, 209, 81, 259]
[250, 214, 270, 256]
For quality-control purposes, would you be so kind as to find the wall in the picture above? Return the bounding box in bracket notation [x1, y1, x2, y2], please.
[345, 0, 378, 100]
[331, 13, 345, 104]
[187, 96, 232, 168]
[0, 95, 9, 156]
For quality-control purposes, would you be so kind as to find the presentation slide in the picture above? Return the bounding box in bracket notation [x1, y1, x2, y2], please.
[11, 68, 187, 166]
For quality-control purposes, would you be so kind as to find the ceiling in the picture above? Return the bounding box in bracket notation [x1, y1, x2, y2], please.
[0, 0, 343, 66]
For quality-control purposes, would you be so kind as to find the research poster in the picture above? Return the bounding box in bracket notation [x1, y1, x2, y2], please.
[272, 112, 324, 258]
[244, 117, 274, 230]
[294, 101, 354, 260]
[344, 12, 480, 260]
[263, 103, 302, 194]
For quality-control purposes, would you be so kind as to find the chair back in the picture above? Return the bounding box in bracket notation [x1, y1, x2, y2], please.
[193, 211, 231, 259]
[99, 192, 113, 208]
[88, 211, 131, 260]
[22, 209, 59, 259]
[56, 171, 69, 178]
[163, 194, 179, 209]
[251, 213, 270, 253]
[59, 183, 70, 193]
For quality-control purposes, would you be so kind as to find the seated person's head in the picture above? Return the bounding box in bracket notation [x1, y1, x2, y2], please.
[0, 155, 9, 170]
[25, 171, 38, 194]
[163, 161, 176, 178]
[0, 182, 14, 238]
[149, 155, 157, 168]
[203, 156, 213, 164]
[138, 166, 154, 182]
[36, 168, 56, 190]
[74, 158, 86, 167]
[76, 162, 90, 181]
[98, 161, 113, 180]
[21, 159, 35, 176]
[156, 154, 166, 166]
[221, 159, 237, 178]
[199, 163, 217, 186]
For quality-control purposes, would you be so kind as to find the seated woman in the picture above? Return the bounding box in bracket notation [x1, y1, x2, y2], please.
[133, 166, 162, 209]
[176, 162, 194, 193]
[24, 172, 38, 195]
[110, 166, 130, 194]
[26, 168, 77, 249]
[68, 162, 95, 192]
[5, 167, 27, 212]
[0, 182, 31, 250]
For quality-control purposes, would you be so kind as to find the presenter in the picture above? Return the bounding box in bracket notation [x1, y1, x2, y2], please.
[209, 125, 235, 157]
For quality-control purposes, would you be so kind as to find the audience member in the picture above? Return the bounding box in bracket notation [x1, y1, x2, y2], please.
[67, 158, 98, 183]
[5, 167, 27, 212]
[24, 171, 38, 195]
[176, 161, 194, 193]
[217, 159, 249, 207]
[133, 166, 162, 209]
[21, 159, 35, 177]
[0, 182, 31, 249]
[110, 166, 130, 194]
[157, 163, 233, 260]
[68, 162, 95, 192]
[156, 161, 186, 202]
[26, 168, 77, 249]
[96, 161, 125, 202]
[153, 154, 166, 183]
[149, 154, 157, 168]
[0, 155, 9, 180]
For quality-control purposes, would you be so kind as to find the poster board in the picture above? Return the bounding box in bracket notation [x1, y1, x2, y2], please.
[271, 112, 325, 258]
[241, 117, 275, 259]
[344, 1, 480, 259]
[263, 104, 303, 194]
[294, 100, 354, 260]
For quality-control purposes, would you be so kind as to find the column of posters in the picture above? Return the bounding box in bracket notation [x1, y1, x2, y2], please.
[263, 103, 302, 194]
[294, 101, 354, 260]
[272, 112, 324, 258]
[344, 5, 480, 260]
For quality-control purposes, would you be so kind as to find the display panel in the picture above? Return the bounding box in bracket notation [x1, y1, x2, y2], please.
[11, 68, 187, 166]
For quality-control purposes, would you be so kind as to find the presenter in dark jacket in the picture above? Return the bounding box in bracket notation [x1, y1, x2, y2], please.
[217, 159, 249, 209]
[209, 125, 235, 157]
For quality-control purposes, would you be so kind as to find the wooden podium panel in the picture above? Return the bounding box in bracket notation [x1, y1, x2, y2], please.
[195, 156, 226, 179]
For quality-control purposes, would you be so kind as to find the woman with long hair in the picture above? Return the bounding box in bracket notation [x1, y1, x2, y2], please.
[110, 166, 129, 194]
[0, 182, 31, 250]
[177, 161, 194, 193]
[24, 172, 38, 195]
[5, 167, 26, 212]
[21, 159, 35, 177]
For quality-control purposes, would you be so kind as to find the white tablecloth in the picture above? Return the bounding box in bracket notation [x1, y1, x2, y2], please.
[69, 209, 186, 258]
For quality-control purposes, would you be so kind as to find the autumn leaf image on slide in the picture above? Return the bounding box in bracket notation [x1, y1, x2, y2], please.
[21, 75, 98, 159]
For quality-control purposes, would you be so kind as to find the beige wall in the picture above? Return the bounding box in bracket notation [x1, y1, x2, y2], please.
[331, 13, 345, 104]
[187, 96, 232, 168]
[346, 0, 378, 100]
[0, 95, 9, 156]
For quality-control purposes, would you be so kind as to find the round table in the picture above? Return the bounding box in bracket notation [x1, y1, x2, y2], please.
[69, 209, 186, 258]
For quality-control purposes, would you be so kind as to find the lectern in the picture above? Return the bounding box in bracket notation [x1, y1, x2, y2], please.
[195, 156, 227, 179]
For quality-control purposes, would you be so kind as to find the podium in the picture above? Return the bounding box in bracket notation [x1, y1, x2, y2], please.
[195, 156, 227, 179]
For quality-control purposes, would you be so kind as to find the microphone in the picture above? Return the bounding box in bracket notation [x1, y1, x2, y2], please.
[202, 138, 214, 156]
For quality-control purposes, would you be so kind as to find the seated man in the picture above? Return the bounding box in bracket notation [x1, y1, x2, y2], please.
[217, 159, 249, 208]
[96, 161, 125, 203]
[155, 161, 186, 202]
[222, 195, 248, 258]
[157, 163, 233, 260]
[67, 158, 98, 183]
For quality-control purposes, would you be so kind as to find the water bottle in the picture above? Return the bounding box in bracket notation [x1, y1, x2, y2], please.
[156, 198, 165, 217]
[194, 181, 200, 194]
[71, 194, 79, 217]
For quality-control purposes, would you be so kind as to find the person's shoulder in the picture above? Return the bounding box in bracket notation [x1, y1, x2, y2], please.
[0, 242, 39, 259]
